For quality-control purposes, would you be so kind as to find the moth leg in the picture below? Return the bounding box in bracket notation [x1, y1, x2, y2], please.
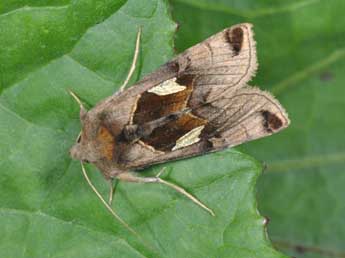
[108, 178, 119, 205]
[116, 170, 215, 216]
[155, 167, 166, 178]
[118, 27, 142, 92]
[80, 162, 139, 236]
[108, 179, 114, 205]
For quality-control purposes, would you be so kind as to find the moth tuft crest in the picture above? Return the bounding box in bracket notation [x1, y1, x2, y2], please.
[166, 60, 180, 73]
[80, 108, 87, 122]
[176, 74, 195, 87]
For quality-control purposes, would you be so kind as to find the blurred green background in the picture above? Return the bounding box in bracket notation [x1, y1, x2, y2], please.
[170, 0, 345, 257]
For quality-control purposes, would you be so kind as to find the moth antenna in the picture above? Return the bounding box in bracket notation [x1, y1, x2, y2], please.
[119, 26, 142, 92]
[67, 89, 84, 109]
[67, 89, 87, 119]
[80, 162, 139, 236]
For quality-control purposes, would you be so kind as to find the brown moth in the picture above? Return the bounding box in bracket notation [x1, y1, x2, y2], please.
[69, 23, 290, 230]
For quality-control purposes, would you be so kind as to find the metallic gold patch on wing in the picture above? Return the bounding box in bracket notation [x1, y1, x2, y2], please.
[172, 125, 205, 151]
[148, 78, 186, 96]
[97, 126, 114, 160]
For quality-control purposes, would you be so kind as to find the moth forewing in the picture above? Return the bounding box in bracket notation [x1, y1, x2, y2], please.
[69, 23, 290, 232]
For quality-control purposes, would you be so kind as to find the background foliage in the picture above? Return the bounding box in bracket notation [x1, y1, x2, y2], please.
[1, 0, 344, 258]
[170, 0, 345, 257]
[0, 0, 286, 257]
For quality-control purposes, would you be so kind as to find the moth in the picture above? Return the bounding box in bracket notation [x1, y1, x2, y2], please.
[69, 23, 290, 231]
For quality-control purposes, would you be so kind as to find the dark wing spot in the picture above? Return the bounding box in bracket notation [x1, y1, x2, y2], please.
[262, 110, 283, 132]
[225, 27, 244, 56]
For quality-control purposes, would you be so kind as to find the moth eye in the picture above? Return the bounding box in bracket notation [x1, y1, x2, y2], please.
[82, 159, 90, 163]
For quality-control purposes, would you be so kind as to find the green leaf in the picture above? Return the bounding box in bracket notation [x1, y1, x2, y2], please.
[1, 0, 286, 257]
[171, 0, 345, 257]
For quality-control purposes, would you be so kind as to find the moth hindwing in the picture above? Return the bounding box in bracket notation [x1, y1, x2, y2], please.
[69, 23, 290, 220]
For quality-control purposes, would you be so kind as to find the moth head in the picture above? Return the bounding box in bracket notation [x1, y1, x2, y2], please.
[70, 133, 87, 162]
[70, 112, 95, 162]
[70, 112, 115, 163]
